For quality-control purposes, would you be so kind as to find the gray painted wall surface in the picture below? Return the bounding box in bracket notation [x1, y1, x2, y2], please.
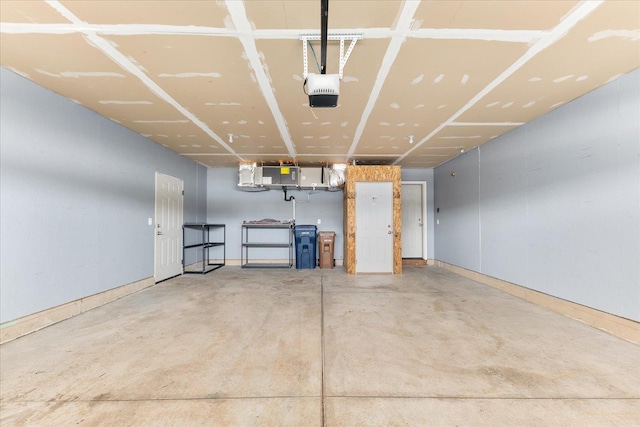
[434, 150, 481, 271]
[207, 168, 344, 262]
[401, 168, 435, 259]
[0, 68, 207, 322]
[434, 69, 640, 321]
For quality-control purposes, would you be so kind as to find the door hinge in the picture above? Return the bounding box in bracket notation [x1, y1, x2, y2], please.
[182, 190, 184, 195]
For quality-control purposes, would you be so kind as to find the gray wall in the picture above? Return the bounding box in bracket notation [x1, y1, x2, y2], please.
[0, 68, 207, 322]
[207, 168, 344, 262]
[401, 168, 435, 259]
[434, 69, 640, 321]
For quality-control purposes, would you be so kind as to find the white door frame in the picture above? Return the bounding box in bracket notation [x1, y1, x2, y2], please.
[401, 181, 427, 260]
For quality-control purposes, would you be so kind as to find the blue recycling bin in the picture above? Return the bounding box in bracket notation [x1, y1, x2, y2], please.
[294, 225, 317, 269]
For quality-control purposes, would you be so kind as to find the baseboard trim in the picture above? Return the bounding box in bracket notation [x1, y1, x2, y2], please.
[402, 258, 428, 266]
[0, 277, 155, 344]
[434, 260, 640, 345]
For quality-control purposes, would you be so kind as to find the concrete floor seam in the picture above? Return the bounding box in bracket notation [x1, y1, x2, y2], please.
[321, 270, 326, 427]
[324, 396, 640, 401]
[4, 396, 322, 403]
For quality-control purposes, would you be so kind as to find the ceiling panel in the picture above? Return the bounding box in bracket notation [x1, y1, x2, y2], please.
[60, 0, 229, 27]
[127, 122, 223, 152]
[357, 38, 528, 155]
[429, 124, 520, 150]
[400, 124, 522, 168]
[245, 0, 401, 30]
[415, 0, 581, 30]
[104, 34, 284, 155]
[0, 33, 125, 77]
[92, 102, 188, 126]
[458, 0, 640, 123]
[182, 154, 242, 168]
[0, 0, 72, 24]
[0, 33, 171, 117]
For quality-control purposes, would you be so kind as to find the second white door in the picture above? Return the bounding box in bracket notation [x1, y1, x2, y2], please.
[401, 182, 424, 258]
[355, 181, 393, 273]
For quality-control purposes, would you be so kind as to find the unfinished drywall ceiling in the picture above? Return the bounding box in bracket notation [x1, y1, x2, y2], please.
[1, 0, 638, 168]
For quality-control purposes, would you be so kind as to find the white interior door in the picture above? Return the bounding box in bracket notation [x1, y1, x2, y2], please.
[355, 182, 393, 273]
[401, 182, 425, 258]
[155, 172, 183, 282]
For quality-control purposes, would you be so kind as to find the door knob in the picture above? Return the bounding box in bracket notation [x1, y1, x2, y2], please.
[388, 230, 392, 234]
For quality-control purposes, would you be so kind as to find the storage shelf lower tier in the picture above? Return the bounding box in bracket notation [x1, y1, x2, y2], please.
[241, 262, 293, 268]
[184, 242, 225, 250]
[184, 261, 225, 274]
[242, 243, 292, 248]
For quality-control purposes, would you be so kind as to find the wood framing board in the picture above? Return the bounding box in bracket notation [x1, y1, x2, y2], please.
[344, 165, 402, 274]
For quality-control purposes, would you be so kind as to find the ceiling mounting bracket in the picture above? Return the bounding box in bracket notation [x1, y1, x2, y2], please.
[300, 33, 363, 79]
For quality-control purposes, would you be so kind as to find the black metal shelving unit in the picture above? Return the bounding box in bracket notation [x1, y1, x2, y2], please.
[183, 223, 225, 274]
[241, 223, 293, 268]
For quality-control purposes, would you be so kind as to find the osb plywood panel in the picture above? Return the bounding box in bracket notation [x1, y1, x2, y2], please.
[1, 1, 638, 168]
[344, 165, 402, 275]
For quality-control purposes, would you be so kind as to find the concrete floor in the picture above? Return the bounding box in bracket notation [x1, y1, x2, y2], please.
[1, 266, 638, 426]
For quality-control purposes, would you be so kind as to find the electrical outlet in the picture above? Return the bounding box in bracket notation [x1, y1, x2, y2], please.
[317, 218, 321, 225]
[148, 217, 153, 226]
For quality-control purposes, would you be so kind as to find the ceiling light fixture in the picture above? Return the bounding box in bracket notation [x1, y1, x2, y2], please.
[228, 133, 234, 144]
[408, 135, 414, 144]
